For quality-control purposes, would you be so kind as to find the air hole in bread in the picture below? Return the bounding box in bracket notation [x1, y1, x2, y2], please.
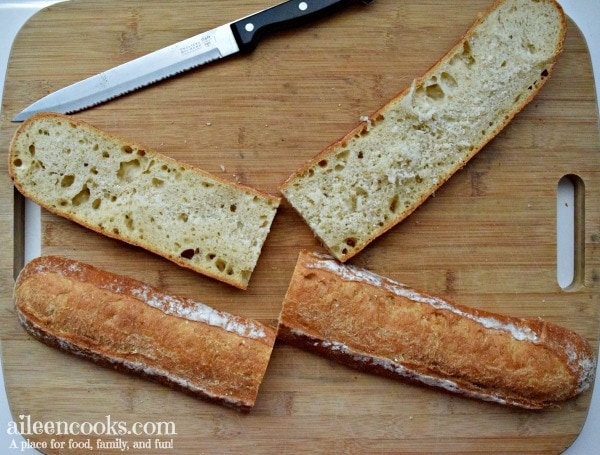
[102, 151, 110, 158]
[121, 145, 134, 154]
[180, 249, 195, 259]
[452, 41, 475, 66]
[178, 213, 189, 222]
[92, 144, 99, 151]
[206, 253, 216, 261]
[28, 144, 35, 155]
[92, 198, 101, 210]
[344, 238, 357, 248]
[425, 84, 445, 100]
[61, 174, 75, 188]
[336, 150, 349, 160]
[241, 270, 252, 282]
[13, 158, 23, 167]
[152, 177, 164, 187]
[230, 204, 237, 213]
[215, 259, 227, 272]
[440, 72, 457, 90]
[318, 159, 328, 167]
[71, 184, 90, 206]
[117, 159, 141, 182]
[389, 194, 399, 213]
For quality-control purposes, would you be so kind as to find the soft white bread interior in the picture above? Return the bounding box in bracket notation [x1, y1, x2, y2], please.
[14, 256, 277, 412]
[277, 251, 595, 409]
[9, 113, 280, 289]
[280, 0, 566, 261]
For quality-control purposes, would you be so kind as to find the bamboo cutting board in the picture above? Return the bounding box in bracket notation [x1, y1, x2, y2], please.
[1, 0, 599, 453]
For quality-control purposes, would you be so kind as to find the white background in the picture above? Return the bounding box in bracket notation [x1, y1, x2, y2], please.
[1, 0, 599, 453]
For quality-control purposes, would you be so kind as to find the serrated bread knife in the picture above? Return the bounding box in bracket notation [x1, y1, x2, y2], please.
[13, 0, 374, 122]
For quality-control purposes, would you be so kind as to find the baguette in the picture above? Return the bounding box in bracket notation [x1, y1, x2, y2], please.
[277, 251, 595, 409]
[9, 113, 280, 289]
[14, 256, 276, 412]
[280, 0, 566, 262]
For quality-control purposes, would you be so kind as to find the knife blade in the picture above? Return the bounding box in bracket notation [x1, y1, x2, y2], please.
[12, 0, 374, 122]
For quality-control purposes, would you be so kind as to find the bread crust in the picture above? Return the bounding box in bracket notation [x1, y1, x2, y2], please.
[9, 113, 280, 289]
[280, 0, 567, 262]
[14, 256, 277, 412]
[277, 251, 595, 409]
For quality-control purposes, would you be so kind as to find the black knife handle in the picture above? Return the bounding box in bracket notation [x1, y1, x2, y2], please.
[231, 0, 374, 53]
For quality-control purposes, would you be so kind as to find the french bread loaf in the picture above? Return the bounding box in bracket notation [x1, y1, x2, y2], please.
[277, 251, 595, 409]
[9, 113, 280, 289]
[280, 0, 566, 262]
[14, 256, 276, 412]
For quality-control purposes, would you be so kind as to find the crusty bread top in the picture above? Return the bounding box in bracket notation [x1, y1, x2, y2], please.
[280, 0, 566, 262]
[278, 251, 595, 408]
[15, 256, 276, 411]
[9, 113, 280, 289]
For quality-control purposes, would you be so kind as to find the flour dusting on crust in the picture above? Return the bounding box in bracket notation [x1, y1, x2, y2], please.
[31, 257, 267, 341]
[308, 252, 539, 343]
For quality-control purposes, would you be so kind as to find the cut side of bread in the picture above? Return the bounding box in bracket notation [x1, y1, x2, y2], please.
[14, 256, 277, 412]
[280, 0, 566, 262]
[277, 251, 595, 409]
[9, 113, 280, 289]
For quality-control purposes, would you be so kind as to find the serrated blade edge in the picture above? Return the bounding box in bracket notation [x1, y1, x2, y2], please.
[12, 24, 240, 122]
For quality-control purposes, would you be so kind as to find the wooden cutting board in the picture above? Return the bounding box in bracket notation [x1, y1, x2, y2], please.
[1, 0, 599, 453]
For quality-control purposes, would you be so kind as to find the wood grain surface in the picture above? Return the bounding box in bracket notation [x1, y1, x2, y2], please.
[1, 0, 599, 453]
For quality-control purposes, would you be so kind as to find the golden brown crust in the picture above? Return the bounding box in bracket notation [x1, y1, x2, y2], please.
[14, 256, 276, 412]
[277, 251, 595, 409]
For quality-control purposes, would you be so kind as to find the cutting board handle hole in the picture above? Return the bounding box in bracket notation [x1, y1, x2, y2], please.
[557, 174, 585, 291]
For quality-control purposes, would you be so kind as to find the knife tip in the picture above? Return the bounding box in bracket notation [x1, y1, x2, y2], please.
[12, 111, 31, 123]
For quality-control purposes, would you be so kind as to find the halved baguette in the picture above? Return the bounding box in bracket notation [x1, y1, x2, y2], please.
[9, 113, 280, 289]
[14, 256, 276, 412]
[277, 251, 595, 409]
[280, 0, 566, 261]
